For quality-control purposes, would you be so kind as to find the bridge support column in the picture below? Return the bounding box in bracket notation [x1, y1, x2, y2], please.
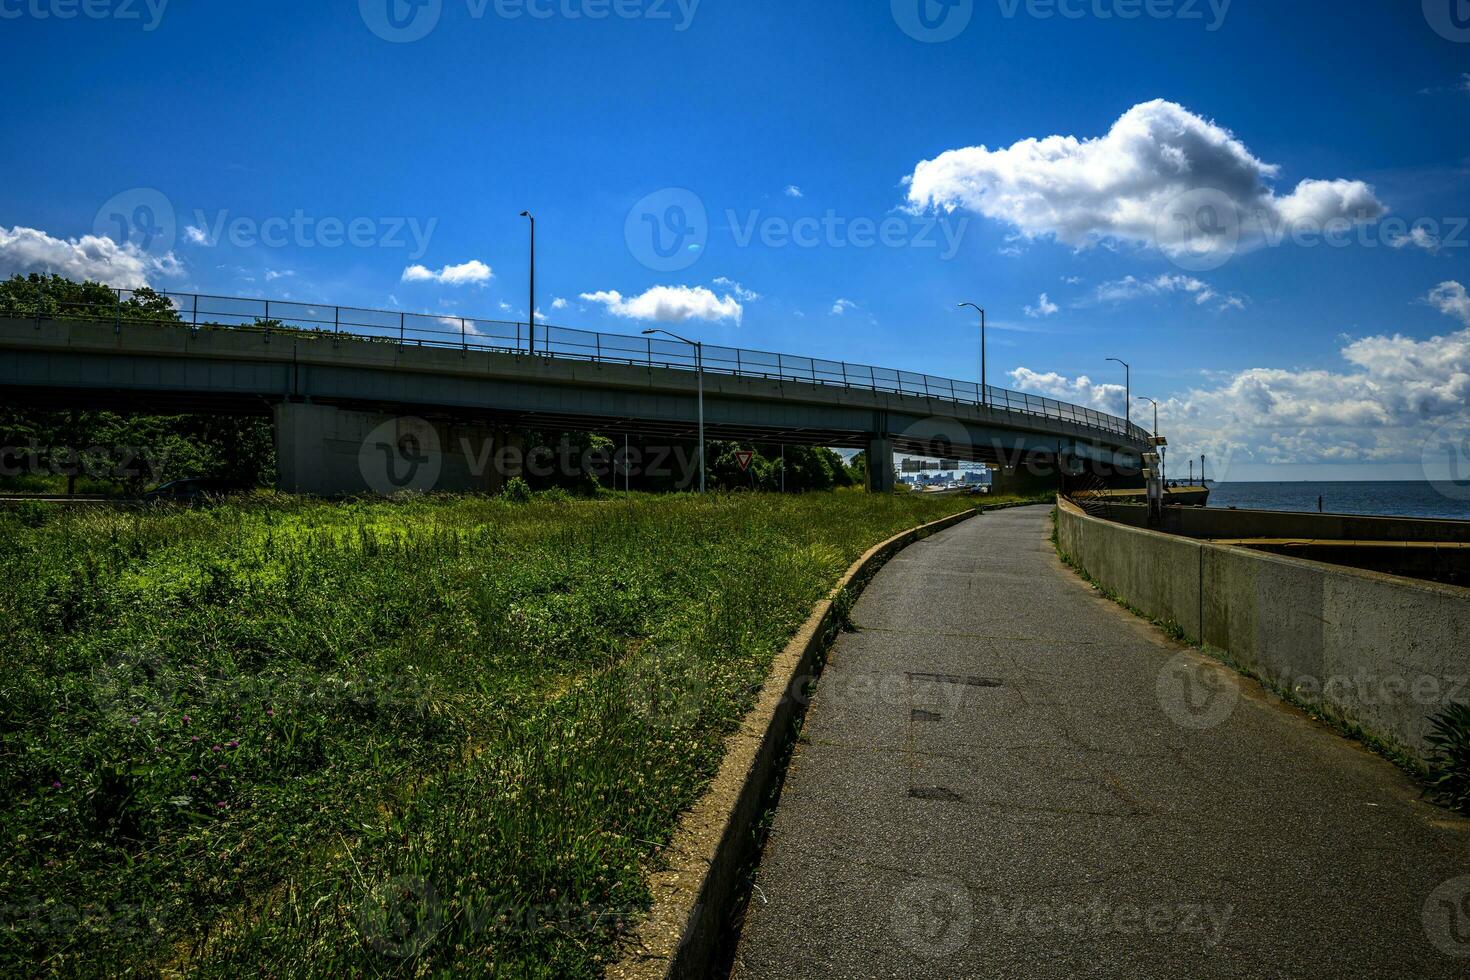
[989, 464, 1058, 498]
[866, 436, 895, 493]
[273, 403, 497, 496]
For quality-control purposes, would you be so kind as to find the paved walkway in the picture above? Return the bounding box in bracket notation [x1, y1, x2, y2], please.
[731, 506, 1470, 979]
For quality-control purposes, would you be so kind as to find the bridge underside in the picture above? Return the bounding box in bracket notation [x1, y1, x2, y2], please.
[0, 318, 1147, 495]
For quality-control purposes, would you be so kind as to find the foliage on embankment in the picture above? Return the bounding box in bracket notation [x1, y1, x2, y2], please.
[0, 491, 975, 976]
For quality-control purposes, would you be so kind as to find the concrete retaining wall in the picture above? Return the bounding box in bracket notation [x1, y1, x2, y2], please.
[1056, 497, 1470, 762]
[1086, 500, 1470, 543]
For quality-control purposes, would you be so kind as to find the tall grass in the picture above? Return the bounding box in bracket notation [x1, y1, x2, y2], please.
[0, 491, 972, 976]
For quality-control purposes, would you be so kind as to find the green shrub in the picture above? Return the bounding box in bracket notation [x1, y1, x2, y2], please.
[1427, 703, 1470, 813]
[501, 475, 533, 502]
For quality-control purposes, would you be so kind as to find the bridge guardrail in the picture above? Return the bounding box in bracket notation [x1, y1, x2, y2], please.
[13, 285, 1151, 446]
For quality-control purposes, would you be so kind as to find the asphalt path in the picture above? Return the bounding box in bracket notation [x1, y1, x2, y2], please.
[731, 505, 1470, 979]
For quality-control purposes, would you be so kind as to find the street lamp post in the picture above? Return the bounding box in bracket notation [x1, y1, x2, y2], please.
[519, 211, 535, 354]
[643, 328, 705, 493]
[958, 303, 987, 408]
[1107, 357, 1131, 428]
[1137, 395, 1161, 483]
[1135, 396, 1159, 440]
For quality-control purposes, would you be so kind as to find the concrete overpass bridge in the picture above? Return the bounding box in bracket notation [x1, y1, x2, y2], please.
[0, 290, 1151, 494]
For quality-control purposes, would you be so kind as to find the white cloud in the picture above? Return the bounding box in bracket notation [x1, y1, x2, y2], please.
[184, 225, 211, 245]
[713, 276, 761, 302]
[1428, 281, 1470, 326]
[551, 297, 569, 310]
[401, 259, 493, 286]
[265, 269, 295, 282]
[1093, 273, 1245, 311]
[903, 99, 1385, 262]
[831, 298, 858, 316]
[580, 285, 743, 324]
[1024, 293, 1059, 318]
[1013, 283, 1470, 470]
[0, 225, 181, 289]
[1389, 226, 1441, 253]
[785, 185, 804, 198]
[1010, 368, 1130, 418]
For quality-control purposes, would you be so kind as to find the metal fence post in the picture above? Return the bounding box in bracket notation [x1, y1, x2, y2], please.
[114, 288, 122, 334]
[400, 312, 405, 345]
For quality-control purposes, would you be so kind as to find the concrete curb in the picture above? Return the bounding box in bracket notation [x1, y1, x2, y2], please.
[607, 506, 980, 980]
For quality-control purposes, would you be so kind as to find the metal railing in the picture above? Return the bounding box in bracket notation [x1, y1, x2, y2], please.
[18, 285, 1151, 445]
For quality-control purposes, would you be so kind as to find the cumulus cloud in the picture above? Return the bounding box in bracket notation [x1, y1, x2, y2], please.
[713, 276, 761, 302]
[401, 260, 492, 286]
[184, 225, 211, 245]
[1024, 293, 1059, 318]
[903, 99, 1385, 262]
[551, 297, 568, 310]
[785, 185, 804, 198]
[1011, 282, 1470, 470]
[579, 285, 743, 324]
[1390, 226, 1441, 253]
[1009, 368, 1130, 419]
[1428, 281, 1470, 326]
[831, 298, 858, 316]
[0, 225, 181, 289]
[1093, 273, 1245, 311]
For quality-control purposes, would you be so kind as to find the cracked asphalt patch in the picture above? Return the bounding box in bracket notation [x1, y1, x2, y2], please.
[730, 506, 1470, 979]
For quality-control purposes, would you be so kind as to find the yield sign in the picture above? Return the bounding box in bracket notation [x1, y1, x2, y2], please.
[735, 450, 755, 472]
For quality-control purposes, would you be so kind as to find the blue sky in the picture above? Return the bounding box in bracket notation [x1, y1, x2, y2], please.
[3, 0, 1469, 480]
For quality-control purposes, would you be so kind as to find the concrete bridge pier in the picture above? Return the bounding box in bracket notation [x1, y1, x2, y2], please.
[273, 402, 498, 496]
[866, 436, 895, 493]
[989, 463, 1059, 498]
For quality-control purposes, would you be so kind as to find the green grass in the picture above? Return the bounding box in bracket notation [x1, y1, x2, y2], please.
[0, 490, 975, 977]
